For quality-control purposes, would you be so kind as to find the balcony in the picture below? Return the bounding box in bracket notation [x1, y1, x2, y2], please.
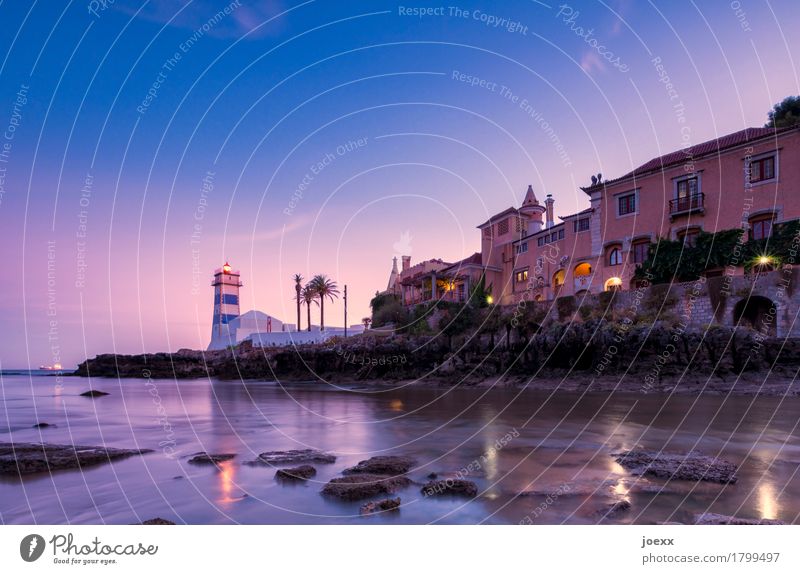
[669, 192, 704, 220]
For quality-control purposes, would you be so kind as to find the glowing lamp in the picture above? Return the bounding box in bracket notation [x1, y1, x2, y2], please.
[758, 256, 772, 266]
[222, 262, 232, 274]
[486, 295, 494, 304]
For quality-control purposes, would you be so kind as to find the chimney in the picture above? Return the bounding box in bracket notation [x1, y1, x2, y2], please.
[545, 194, 555, 229]
[402, 255, 411, 272]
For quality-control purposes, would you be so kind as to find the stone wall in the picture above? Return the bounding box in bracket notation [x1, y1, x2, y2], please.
[547, 268, 800, 338]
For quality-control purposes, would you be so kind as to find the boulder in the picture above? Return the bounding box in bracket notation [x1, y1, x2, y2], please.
[32, 423, 54, 429]
[343, 455, 416, 476]
[694, 513, 785, 525]
[360, 497, 401, 515]
[322, 474, 411, 501]
[421, 479, 478, 498]
[80, 390, 110, 397]
[0, 442, 152, 476]
[188, 452, 236, 465]
[275, 465, 317, 481]
[141, 518, 175, 525]
[250, 449, 336, 465]
[614, 450, 738, 484]
[595, 499, 631, 519]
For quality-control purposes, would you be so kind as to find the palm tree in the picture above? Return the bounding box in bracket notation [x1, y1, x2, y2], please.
[300, 284, 317, 332]
[293, 274, 303, 331]
[310, 275, 340, 331]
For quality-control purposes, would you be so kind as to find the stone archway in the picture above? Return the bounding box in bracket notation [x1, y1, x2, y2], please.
[733, 295, 777, 336]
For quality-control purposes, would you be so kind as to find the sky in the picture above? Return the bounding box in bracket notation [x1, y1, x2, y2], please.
[0, 0, 798, 369]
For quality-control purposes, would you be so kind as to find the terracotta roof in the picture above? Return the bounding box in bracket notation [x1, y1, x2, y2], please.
[581, 126, 797, 192]
[558, 207, 593, 221]
[476, 206, 519, 229]
[441, 252, 482, 272]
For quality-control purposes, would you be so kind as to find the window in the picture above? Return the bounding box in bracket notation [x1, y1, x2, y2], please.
[678, 228, 700, 247]
[516, 242, 528, 254]
[748, 155, 776, 183]
[676, 176, 698, 198]
[537, 237, 544, 247]
[515, 217, 526, 233]
[574, 218, 590, 232]
[221, 294, 239, 305]
[558, 228, 565, 240]
[457, 283, 465, 302]
[483, 226, 492, 239]
[750, 216, 774, 240]
[618, 192, 637, 216]
[497, 218, 510, 235]
[515, 269, 529, 283]
[632, 241, 650, 264]
[550, 232, 558, 242]
[608, 247, 623, 266]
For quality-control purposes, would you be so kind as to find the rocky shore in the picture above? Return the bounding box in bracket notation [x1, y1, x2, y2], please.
[72, 323, 800, 396]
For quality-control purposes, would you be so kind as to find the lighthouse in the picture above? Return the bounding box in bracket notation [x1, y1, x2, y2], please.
[209, 262, 242, 349]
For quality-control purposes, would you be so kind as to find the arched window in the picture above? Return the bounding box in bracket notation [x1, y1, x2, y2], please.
[574, 262, 592, 276]
[604, 277, 623, 292]
[608, 247, 623, 266]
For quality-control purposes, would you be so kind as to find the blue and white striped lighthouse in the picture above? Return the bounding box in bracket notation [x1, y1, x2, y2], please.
[209, 262, 242, 349]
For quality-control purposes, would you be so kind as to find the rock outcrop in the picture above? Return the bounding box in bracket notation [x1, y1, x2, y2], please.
[275, 465, 317, 481]
[249, 449, 336, 465]
[0, 442, 152, 476]
[694, 512, 785, 525]
[322, 474, 411, 501]
[614, 450, 738, 483]
[360, 497, 401, 515]
[343, 456, 416, 476]
[188, 452, 236, 465]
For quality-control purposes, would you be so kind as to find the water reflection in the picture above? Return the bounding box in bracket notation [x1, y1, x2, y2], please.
[0, 375, 799, 524]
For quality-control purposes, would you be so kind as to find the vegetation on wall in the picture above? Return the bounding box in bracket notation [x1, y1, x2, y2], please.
[635, 221, 800, 285]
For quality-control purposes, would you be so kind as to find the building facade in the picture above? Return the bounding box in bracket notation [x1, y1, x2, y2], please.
[384, 125, 800, 308]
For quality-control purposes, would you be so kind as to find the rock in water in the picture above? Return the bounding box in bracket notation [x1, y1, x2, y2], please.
[694, 513, 785, 525]
[343, 455, 416, 475]
[250, 449, 336, 465]
[0, 442, 152, 476]
[360, 497, 401, 515]
[421, 479, 478, 498]
[614, 450, 738, 483]
[32, 423, 54, 429]
[322, 474, 411, 501]
[188, 452, 236, 465]
[275, 465, 317, 481]
[80, 390, 110, 397]
[141, 518, 176, 525]
[595, 499, 631, 519]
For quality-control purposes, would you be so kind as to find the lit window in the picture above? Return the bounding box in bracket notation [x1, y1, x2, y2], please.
[608, 247, 623, 266]
[618, 192, 637, 216]
[633, 241, 650, 264]
[748, 155, 776, 183]
[515, 269, 529, 283]
[750, 216, 774, 240]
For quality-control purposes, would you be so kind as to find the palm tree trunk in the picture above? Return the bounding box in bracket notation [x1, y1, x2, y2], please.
[296, 287, 301, 332]
[320, 298, 325, 331]
[306, 302, 311, 332]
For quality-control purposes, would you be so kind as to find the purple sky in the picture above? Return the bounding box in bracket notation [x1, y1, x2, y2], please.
[0, 0, 798, 368]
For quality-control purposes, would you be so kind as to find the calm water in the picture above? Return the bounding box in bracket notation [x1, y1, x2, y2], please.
[1, 373, 799, 524]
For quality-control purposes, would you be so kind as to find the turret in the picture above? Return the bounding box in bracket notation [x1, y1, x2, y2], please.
[519, 184, 546, 233]
[545, 194, 555, 229]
